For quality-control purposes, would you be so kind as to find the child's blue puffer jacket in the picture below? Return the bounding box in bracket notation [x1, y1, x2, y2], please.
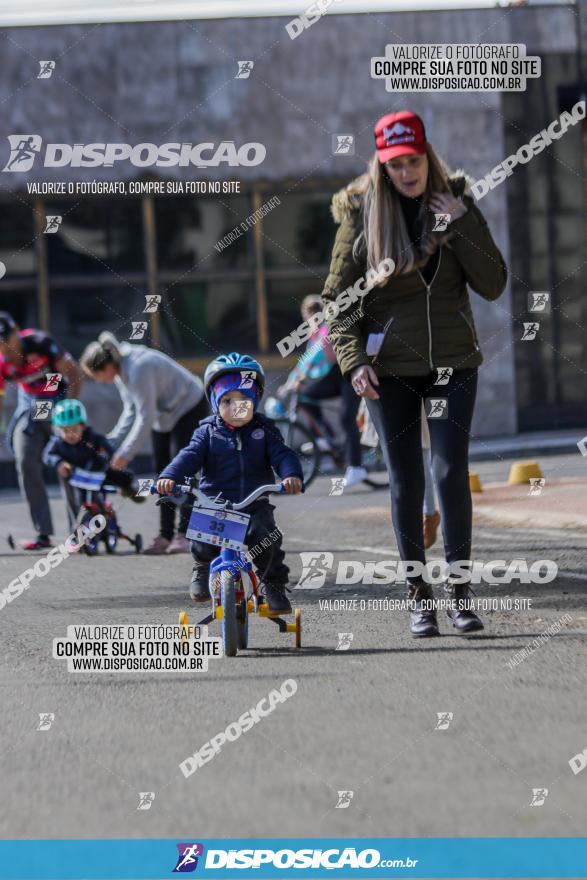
[159, 413, 303, 506]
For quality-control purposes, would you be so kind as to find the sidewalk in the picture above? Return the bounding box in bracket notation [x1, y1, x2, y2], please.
[469, 428, 583, 461]
[472, 477, 587, 530]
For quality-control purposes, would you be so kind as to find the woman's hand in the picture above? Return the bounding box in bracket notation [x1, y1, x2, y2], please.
[57, 461, 73, 478]
[156, 478, 176, 495]
[110, 455, 129, 470]
[282, 477, 303, 495]
[350, 365, 380, 400]
[428, 192, 467, 225]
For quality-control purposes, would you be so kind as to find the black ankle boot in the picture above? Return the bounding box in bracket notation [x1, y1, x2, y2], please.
[407, 581, 439, 638]
[444, 579, 484, 632]
[190, 564, 210, 602]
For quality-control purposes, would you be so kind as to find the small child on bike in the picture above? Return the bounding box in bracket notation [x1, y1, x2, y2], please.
[156, 353, 303, 615]
[43, 399, 144, 528]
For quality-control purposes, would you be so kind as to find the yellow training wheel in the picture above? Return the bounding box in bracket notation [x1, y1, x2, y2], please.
[179, 610, 190, 642]
[295, 608, 302, 648]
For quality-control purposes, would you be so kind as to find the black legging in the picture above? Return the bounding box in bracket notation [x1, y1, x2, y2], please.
[302, 366, 362, 467]
[152, 398, 209, 539]
[365, 368, 477, 570]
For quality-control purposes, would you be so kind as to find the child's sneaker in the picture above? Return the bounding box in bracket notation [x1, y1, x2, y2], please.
[263, 583, 292, 615]
[190, 564, 211, 602]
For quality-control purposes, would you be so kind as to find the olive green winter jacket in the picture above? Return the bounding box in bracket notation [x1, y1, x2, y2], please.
[321, 175, 507, 378]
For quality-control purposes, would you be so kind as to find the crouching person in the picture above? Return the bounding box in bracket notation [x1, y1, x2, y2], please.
[43, 399, 144, 531]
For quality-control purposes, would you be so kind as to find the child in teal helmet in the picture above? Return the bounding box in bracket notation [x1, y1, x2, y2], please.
[43, 399, 144, 530]
[157, 354, 303, 614]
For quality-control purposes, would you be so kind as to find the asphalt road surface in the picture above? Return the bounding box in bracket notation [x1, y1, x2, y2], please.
[1, 456, 586, 842]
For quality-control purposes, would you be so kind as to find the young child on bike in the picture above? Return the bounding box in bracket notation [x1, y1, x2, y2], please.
[43, 399, 144, 529]
[156, 353, 303, 614]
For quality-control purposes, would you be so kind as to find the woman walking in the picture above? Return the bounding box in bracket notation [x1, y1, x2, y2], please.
[321, 110, 507, 637]
[80, 332, 207, 554]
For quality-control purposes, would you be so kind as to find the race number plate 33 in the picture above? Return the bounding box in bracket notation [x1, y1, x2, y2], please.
[186, 506, 250, 550]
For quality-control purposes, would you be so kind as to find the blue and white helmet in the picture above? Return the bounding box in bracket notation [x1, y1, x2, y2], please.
[203, 352, 265, 401]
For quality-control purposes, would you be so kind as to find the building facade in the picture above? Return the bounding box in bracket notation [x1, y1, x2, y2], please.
[0, 1, 585, 438]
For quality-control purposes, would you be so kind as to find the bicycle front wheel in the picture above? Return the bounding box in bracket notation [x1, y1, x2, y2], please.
[275, 419, 320, 487]
[221, 570, 238, 657]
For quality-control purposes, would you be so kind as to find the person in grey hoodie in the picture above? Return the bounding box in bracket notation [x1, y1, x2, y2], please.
[80, 331, 207, 554]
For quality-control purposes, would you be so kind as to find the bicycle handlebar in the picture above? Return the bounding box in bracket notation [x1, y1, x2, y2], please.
[150, 480, 300, 510]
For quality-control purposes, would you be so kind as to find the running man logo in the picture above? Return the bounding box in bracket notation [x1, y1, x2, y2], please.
[236, 61, 254, 79]
[528, 291, 550, 313]
[521, 322, 539, 341]
[44, 215, 62, 233]
[136, 479, 155, 497]
[335, 790, 354, 809]
[173, 843, 204, 873]
[435, 712, 453, 730]
[3, 135, 42, 172]
[235, 61, 255, 79]
[432, 213, 451, 231]
[434, 367, 453, 386]
[37, 712, 55, 731]
[130, 321, 148, 340]
[230, 399, 253, 419]
[426, 398, 448, 420]
[528, 478, 546, 496]
[329, 477, 346, 496]
[530, 788, 548, 806]
[295, 552, 334, 589]
[44, 373, 62, 392]
[238, 370, 255, 389]
[336, 632, 354, 651]
[32, 400, 53, 420]
[332, 134, 355, 155]
[144, 295, 161, 313]
[38, 60, 55, 79]
[137, 792, 155, 810]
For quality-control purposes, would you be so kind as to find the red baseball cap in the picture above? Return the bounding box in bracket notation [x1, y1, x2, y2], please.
[374, 110, 426, 163]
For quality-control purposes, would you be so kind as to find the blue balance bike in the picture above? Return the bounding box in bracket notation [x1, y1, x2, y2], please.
[153, 481, 302, 657]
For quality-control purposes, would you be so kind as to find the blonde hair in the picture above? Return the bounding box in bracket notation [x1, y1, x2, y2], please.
[80, 331, 123, 376]
[352, 143, 455, 277]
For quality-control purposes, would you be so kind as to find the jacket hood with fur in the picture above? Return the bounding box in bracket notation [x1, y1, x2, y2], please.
[330, 171, 474, 224]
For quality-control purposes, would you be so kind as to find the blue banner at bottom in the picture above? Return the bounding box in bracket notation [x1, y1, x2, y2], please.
[0, 838, 585, 879]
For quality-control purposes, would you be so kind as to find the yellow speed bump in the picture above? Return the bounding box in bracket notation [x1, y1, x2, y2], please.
[469, 472, 483, 493]
[508, 461, 543, 485]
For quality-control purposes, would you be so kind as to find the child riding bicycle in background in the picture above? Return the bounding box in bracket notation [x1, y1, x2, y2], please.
[43, 399, 144, 530]
[156, 353, 303, 615]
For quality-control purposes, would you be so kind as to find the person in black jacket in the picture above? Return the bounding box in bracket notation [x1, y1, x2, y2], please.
[157, 353, 303, 613]
[43, 399, 144, 531]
